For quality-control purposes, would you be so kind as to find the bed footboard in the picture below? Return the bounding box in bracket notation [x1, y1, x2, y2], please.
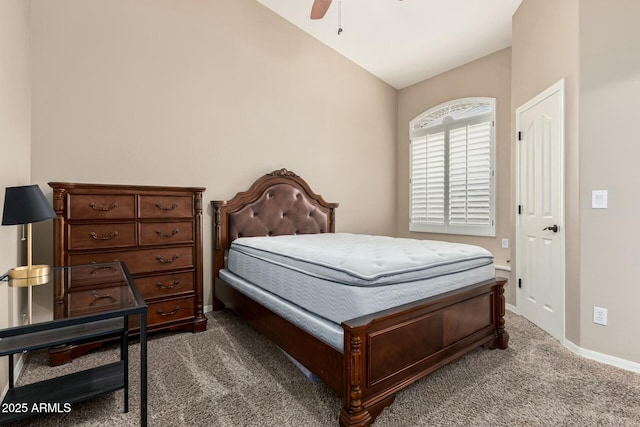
[339, 278, 508, 426]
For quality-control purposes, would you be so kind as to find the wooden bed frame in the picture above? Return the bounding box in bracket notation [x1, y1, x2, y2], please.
[211, 168, 508, 426]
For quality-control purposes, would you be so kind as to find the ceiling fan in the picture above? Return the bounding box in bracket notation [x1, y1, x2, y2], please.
[310, 0, 333, 19]
[310, 0, 403, 20]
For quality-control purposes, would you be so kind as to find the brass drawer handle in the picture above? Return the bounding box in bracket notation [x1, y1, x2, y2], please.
[156, 254, 180, 264]
[89, 292, 117, 307]
[155, 229, 179, 238]
[157, 305, 180, 316]
[89, 202, 118, 212]
[89, 265, 117, 275]
[156, 279, 180, 289]
[90, 231, 119, 240]
[155, 203, 178, 211]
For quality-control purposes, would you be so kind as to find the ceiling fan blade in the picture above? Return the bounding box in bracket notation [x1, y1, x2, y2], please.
[310, 0, 332, 19]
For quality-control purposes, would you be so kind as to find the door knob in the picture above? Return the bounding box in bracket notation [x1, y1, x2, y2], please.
[542, 224, 559, 233]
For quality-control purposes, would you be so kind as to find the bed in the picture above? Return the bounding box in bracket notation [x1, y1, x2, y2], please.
[211, 168, 508, 426]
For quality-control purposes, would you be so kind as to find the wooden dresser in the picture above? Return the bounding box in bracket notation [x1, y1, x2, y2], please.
[49, 182, 207, 364]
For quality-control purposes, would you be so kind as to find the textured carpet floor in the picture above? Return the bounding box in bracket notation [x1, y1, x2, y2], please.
[10, 310, 640, 426]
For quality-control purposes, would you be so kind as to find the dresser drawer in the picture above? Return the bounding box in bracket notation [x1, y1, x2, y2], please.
[67, 263, 128, 288]
[67, 286, 133, 317]
[128, 296, 194, 329]
[139, 195, 193, 218]
[148, 297, 194, 326]
[69, 247, 193, 274]
[69, 246, 194, 275]
[134, 271, 195, 299]
[139, 221, 194, 246]
[68, 194, 136, 220]
[69, 223, 137, 250]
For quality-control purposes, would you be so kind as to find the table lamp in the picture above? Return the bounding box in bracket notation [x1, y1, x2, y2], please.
[2, 184, 57, 324]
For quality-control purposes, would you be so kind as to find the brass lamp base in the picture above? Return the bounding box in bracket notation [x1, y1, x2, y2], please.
[8, 265, 51, 287]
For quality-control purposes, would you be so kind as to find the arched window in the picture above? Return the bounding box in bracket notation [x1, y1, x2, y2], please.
[409, 97, 496, 236]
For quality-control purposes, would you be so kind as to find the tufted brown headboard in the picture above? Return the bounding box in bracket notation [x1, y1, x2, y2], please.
[211, 168, 339, 282]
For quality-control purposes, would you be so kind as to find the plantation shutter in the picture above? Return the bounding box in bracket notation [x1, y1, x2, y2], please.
[466, 121, 492, 224]
[410, 136, 427, 223]
[425, 132, 445, 224]
[449, 126, 468, 224]
[448, 121, 492, 225]
[410, 132, 445, 226]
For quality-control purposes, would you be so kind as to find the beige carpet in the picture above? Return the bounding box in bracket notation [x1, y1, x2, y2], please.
[10, 310, 640, 426]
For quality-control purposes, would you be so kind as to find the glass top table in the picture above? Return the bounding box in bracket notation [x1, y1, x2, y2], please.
[0, 262, 148, 425]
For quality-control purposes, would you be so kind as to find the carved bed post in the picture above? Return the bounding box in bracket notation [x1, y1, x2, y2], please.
[214, 205, 222, 251]
[330, 208, 336, 233]
[340, 330, 373, 427]
[211, 202, 226, 311]
[494, 278, 509, 349]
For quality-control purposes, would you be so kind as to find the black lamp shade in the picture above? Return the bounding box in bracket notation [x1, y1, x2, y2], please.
[2, 185, 57, 225]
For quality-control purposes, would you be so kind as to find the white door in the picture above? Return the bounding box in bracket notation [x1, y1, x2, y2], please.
[516, 80, 565, 342]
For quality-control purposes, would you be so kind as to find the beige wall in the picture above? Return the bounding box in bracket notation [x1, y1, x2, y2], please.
[0, 0, 32, 397]
[513, 0, 640, 364]
[29, 0, 398, 311]
[579, 0, 640, 362]
[512, 0, 581, 343]
[396, 48, 514, 301]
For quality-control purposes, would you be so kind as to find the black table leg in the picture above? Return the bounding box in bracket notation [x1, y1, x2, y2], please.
[8, 353, 14, 389]
[122, 316, 129, 413]
[140, 309, 147, 426]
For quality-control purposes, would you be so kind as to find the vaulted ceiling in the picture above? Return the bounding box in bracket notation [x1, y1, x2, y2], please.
[255, 0, 523, 89]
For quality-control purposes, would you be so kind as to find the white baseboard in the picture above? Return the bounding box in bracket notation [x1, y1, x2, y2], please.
[507, 304, 639, 373]
[204, 304, 213, 313]
[564, 339, 640, 374]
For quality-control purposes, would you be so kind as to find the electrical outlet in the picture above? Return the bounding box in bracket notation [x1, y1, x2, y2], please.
[501, 238, 509, 249]
[22, 313, 27, 324]
[592, 190, 608, 209]
[593, 306, 607, 326]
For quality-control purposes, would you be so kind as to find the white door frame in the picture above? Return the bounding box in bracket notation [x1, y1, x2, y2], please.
[515, 79, 566, 343]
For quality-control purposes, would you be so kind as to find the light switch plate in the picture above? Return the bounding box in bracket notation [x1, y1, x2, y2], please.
[592, 190, 608, 209]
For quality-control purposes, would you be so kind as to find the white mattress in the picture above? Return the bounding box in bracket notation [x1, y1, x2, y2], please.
[226, 233, 495, 329]
[231, 233, 493, 286]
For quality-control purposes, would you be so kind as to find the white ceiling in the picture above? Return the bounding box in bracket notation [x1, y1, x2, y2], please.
[255, 0, 522, 89]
